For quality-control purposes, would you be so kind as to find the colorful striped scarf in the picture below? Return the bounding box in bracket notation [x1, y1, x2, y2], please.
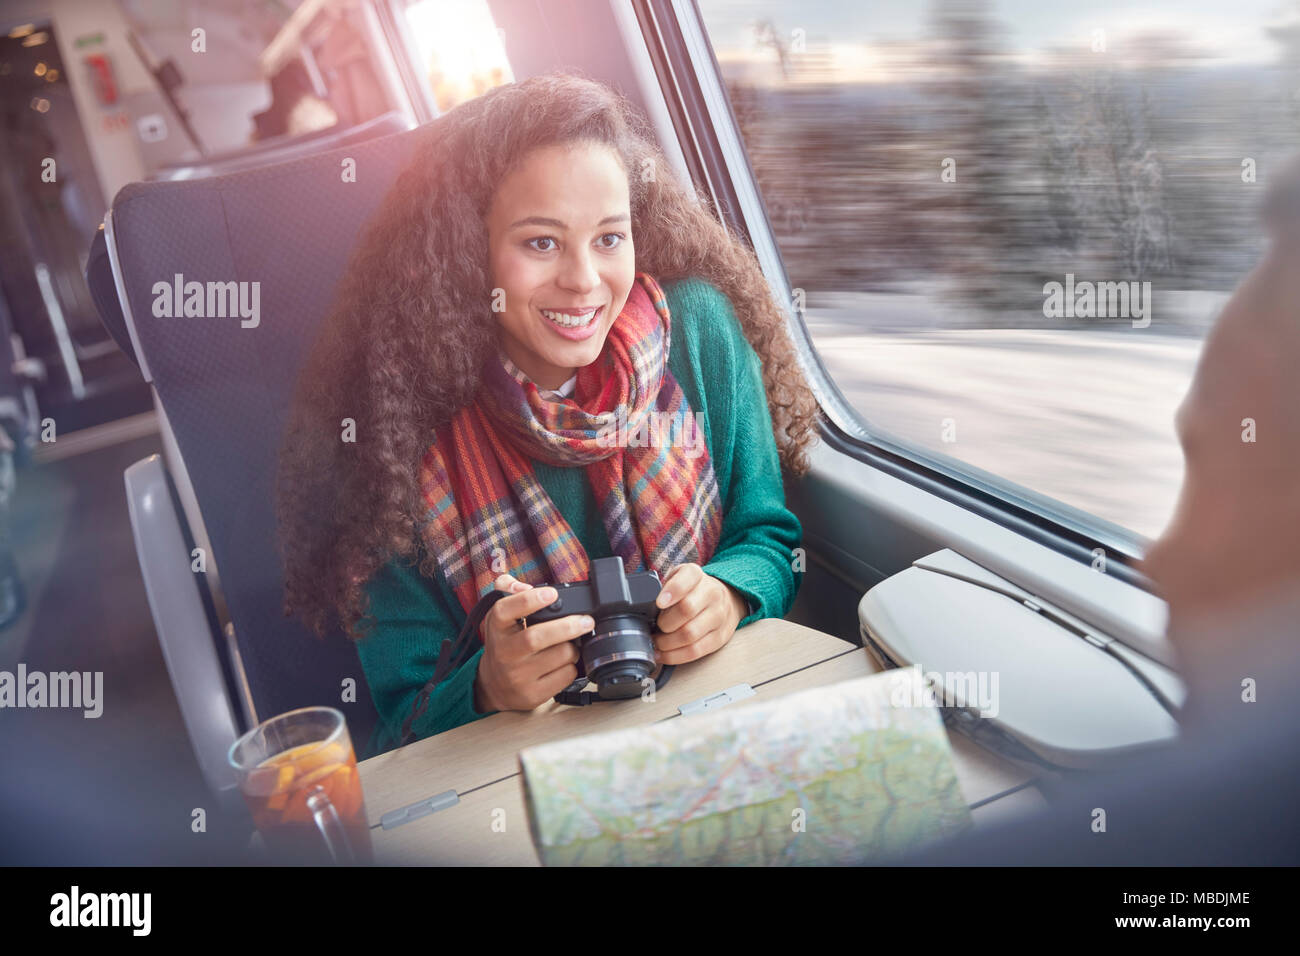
[418, 272, 723, 618]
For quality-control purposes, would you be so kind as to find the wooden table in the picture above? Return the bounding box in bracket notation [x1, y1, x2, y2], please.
[356, 618, 1050, 865]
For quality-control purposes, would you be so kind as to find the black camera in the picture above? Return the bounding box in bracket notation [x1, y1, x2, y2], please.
[525, 556, 661, 699]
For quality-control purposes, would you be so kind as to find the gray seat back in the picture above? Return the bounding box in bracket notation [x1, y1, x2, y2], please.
[104, 125, 430, 750]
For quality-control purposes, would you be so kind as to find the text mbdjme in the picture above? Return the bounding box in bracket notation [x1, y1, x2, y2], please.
[0, 664, 102, 718]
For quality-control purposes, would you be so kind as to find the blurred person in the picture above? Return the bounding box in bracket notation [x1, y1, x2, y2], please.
[0, 303, 26, 632]
[251, 59, 338, 142]
[905, 156, 1300, 866]
[0, 423, 23, 630]
[1140, 156, 1300, 734]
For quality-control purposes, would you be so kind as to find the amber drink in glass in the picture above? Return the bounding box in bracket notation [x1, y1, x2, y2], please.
[228, 706, 373, 865]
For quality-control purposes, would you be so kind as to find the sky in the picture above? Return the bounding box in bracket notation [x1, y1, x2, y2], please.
[697, 0, 1300, 79]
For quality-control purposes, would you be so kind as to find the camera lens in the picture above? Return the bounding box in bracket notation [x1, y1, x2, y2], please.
[581, 612, 657, 699]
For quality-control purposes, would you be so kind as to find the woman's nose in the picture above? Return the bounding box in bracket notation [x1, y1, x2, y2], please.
[556, 245, 600, 293]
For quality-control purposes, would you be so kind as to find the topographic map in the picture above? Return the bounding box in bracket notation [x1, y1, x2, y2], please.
[519, 667, 972, 865]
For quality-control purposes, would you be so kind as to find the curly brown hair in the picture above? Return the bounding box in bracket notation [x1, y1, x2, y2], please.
[277, 71, 820, 640]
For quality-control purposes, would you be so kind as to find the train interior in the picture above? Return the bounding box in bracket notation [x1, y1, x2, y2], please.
[0, 0, 1293, 868]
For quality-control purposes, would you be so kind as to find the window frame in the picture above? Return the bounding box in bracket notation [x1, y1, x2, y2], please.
[637, 0, 1159, 592]
[375, 0, 442, 125]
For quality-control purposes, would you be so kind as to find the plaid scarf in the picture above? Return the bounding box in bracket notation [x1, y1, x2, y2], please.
[418, 272, 723, 617]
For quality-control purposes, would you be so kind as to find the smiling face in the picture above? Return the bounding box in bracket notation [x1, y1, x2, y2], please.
[485, 141, 636, 390]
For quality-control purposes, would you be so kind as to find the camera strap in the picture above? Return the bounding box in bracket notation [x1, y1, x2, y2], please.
[553, 663, 673, 706]
[399, 588, 507, 747]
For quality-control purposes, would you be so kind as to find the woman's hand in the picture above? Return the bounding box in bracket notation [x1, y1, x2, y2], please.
[652, 563, 748, 666]
[473, 574, 591, 713]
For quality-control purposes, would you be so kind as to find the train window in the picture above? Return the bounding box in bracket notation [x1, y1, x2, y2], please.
[391, 0, 514, 114]
[694, 0, 1292, 550]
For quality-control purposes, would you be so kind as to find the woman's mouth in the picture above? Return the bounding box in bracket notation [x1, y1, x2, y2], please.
[539, 304, 604, 341]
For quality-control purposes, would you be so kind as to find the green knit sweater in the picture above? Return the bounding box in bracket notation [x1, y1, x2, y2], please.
[356, 277, 802, 757]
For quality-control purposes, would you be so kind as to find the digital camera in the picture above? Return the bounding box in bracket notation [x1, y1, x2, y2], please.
[526, 556, 661, 699]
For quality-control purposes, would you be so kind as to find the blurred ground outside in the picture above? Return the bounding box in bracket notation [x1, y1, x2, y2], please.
[803, 287, 1222, 540]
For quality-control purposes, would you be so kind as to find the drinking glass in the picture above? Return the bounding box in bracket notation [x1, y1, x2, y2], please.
[228, 706, 373, 865]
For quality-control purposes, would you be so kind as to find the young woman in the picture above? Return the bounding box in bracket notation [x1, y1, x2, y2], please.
[277, 72, 819, 756]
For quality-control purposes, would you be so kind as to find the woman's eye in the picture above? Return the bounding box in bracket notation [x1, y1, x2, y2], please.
[526, 233, 625, 253]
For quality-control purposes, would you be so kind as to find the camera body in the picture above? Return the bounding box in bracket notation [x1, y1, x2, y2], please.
[526, 556, 661, 699]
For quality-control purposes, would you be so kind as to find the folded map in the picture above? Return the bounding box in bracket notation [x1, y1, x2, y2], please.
[518, 665, 972, 865]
